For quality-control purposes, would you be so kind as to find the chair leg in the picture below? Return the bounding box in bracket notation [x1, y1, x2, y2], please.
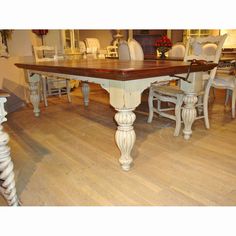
[66, 80, 72, 103]
[157, 100, 161, 112]
[197, 95, 203, 115]
[225, 89, 230, 106]
[42, 76, 48, 107]
[203, 87, 210, 129]
[232, 89, 235, 118]
[59, 88, 62, 97]
[174, 96, 182, 136]
[147, 88, 154, 123]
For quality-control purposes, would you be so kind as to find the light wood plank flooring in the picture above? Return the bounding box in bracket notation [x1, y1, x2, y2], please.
[1, 84, 236, 206]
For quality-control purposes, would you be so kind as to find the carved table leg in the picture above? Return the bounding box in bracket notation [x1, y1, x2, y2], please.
[28, 73, 41, 117]
[0, 97, 19, 206]
[182, 93, 198, 140]
[114, 108, 136, 171]
[81, 82, 90, 106]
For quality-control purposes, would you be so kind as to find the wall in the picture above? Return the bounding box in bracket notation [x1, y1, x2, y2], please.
[8, 30, 33, 57]
[0, 30, 35, 107]
[171, 30, 184, 44]
[43, 30, 63, 53]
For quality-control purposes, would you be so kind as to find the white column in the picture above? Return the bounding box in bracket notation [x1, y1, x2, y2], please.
[28, 72, 41, 117]
[114, 108, 136, 171]
[182, 93, 198, 140]
[81, 82, 90, 106]
[0, 97, 19, 206]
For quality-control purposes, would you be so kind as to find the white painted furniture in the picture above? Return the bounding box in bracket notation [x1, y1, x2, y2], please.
[128, 38, 144, 61]
[33, 46, 71, 107]
[148, 34, 227, 136]
[79, 40, 86, 54]
[212, 60, 236, 118]
[202, 43, 217, 56]
[84, 38, 107, 58]
[0, 90, 19, 206]
[61, 30, 80, 54]
[15, 60, 217, 170]
[118, 39, 144, 61]
[106, 45, 118, 57]
[118, 40, 131, 60]
[168, 44, 185, 58]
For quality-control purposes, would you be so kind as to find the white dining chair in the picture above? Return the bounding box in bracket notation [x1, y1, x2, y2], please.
[168, 43, 186, 58]
[118, 40, 131, 60]
[84, 38, 107, 58]
[118, 39, 144, 61]
[33, 45, 71, 107]
[211, 60, 236, 118]
[128, 38, 144, 61]
[147, 34, 227, 136]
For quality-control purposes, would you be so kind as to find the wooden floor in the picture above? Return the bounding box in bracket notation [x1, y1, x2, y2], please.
[1, 84, 236, 206]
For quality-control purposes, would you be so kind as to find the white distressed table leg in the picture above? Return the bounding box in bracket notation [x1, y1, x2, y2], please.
[81, 82, 90, 106]
[182, 93, 198, 140]
[28, 73, 41, 117]
[0, 97, 19, 206]
[114, 108, 136, 171]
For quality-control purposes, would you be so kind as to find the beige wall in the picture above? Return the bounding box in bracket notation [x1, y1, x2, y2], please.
[0, 30, 35, 102]
[8, 30, 34, 57]
[43, 30, 63, 53]
[171, 30, 184, 44]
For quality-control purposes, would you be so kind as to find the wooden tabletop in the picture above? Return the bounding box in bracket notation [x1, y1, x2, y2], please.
[145, 55, 236, 61]
[15, 59, 217, 81]
[0, 89, 10, 98]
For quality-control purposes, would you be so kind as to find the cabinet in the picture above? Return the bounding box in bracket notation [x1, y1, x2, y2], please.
[133, 30, 167, 57]
[183, 29, 211, 43]
[61, 30, 80, 54]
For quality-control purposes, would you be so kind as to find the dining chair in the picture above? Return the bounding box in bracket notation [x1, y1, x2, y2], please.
[211, 60, 236, 118]
[33, 45, 71, 107]
[84, 38, 107, 58]
[118, 39, 144, 61]
[128, 38, 144, 60]
[168, 43, 186, 58]
[106, 45, 118, 57]
[79, 40, 86, 54]
[147, 34, 227, 136]
[118, 40, 131, 60]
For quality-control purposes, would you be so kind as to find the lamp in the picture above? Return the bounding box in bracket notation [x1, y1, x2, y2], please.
[113, 29, 123, 46]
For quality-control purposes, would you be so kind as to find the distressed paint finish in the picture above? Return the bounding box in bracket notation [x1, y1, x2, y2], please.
[16, 59, 217, 170]
[0, 96, 19, 206]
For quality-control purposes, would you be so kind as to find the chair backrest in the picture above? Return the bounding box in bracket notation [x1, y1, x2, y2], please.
[168, 44, 185, 58]
[184, 34, 227, 63]
[128, 38, 144, 61]
[184, 34, 227, 90]
[79, 41, 86, 54]
[118, 40, 131, 60]
[107, 45, 118, 57]
[33, 45, 57, 62]
[84, 38, 101, 53]
[202, 43, 217, 57]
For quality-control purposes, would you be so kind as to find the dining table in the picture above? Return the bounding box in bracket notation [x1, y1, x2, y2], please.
[0, 90, 19, 206]
[15, 58, 217, 171]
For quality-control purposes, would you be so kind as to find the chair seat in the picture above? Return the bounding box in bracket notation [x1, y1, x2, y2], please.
[213, 75, 235, 89]
[152, 85, 184, 96]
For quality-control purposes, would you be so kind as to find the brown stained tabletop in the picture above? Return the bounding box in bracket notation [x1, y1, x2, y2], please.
[15, 58, 217, 81]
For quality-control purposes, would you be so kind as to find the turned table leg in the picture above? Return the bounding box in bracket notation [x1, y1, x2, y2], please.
[0, 96, 19, 206]
[114, 108, 136, 171]
[28, 73, 41, 117]
[182, 93, 198, 140]
[81, 82, 90, 106]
